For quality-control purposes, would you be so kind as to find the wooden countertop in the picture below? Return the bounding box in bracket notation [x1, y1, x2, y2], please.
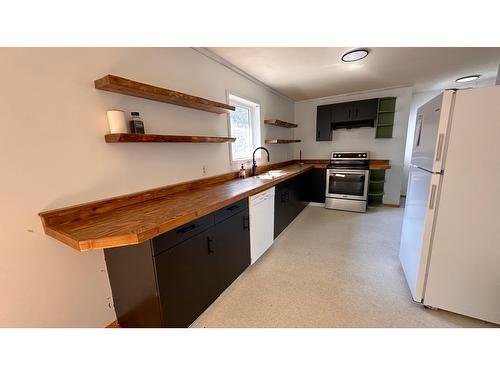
[39, 163, 313, 252]
[295, 159, 391, 170]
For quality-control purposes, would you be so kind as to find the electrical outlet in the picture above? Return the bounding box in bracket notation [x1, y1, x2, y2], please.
[202, 165, 207, 176]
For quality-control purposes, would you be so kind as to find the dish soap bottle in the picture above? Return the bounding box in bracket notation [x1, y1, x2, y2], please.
[239, 164, 246, 178]
[129, 112, 145, 134]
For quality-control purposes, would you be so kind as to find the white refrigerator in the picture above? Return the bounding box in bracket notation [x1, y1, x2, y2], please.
[399, 86, 500, 325]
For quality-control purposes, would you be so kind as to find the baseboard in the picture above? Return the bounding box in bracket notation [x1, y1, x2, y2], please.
[106, 320, 121, 328]
[383, 203, 400, 208]
[308, 202, 325, 207]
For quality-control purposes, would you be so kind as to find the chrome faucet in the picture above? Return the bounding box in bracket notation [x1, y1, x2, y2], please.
[252, 147, 270, 176]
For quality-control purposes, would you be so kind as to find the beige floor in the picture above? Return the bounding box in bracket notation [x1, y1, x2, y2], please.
[192, 205, 496, 328]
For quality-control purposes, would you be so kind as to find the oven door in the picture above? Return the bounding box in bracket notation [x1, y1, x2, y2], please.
[325, 169, 369, 201]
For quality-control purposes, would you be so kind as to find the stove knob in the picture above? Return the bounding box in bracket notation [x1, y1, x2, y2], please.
[363, 153, 366, 157]
[358, 154, 361, 157]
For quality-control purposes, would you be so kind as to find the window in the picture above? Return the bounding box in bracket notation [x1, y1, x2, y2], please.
[228, 94, 261, 162]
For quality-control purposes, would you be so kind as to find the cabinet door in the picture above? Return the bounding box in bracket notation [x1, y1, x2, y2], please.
[155, 228, 218, 328]
[214, 209, 251, 294]
[288, 174, 302, 219]
[274, 183, 289, 238]
[332, 102, 353, 123]
[288, 174, 309, 221]
[352, 98, 378, 122]
[316, 106, 333, 141]
[308, 168, 326, 203]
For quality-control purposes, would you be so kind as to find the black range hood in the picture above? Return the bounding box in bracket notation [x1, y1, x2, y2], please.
[332, 119, 375, 130]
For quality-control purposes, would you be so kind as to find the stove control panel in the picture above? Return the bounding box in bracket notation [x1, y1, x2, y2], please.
[331, 151, 369, 160]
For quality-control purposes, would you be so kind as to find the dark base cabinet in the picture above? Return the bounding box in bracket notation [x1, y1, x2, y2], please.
[104, 198, 250, 328]
[307, 168, 326, 203]
[274, 172, 310, 239]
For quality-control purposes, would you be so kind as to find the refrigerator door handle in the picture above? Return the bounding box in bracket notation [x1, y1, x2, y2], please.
[416, 115, 423, 147]
[435, 133, 445, 162]
[428, 184, 437, 210]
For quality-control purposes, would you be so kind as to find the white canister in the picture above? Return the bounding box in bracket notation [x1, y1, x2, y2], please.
[106, 110, 127, 133]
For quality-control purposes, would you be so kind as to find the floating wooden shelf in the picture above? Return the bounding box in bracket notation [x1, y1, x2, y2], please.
[105, 133, 236, 143]
[265, 139, 301, 144]
[95, 75, 235, 114]
[264, 119, 298, 128]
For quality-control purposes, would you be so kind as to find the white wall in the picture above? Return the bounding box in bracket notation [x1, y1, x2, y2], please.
[0, 48, 294, 327]
[293, 87, 413, 205]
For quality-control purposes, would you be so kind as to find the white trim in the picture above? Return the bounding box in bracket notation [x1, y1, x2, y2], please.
[227, 93, 261, 163]
[296, 84, 414, 104]
[192, 47, 295, 103]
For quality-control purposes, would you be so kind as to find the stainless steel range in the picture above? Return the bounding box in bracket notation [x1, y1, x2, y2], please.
[325, 151, 370, 213]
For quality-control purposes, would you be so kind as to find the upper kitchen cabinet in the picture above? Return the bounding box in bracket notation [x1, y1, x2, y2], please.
[316, 98, 383, 141]
[316, 105, 333, 141]
[331, 99, 378, 129]
[352, 99, 379, 122]
[331, 102, 352, 123]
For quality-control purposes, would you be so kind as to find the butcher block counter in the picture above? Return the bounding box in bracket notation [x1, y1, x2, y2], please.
[39, 159, 391, 252]
[39, 162, 313, 251]
[296, 159, 391, 170]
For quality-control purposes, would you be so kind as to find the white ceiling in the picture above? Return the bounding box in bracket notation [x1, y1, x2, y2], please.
[207, 47, 500, 101]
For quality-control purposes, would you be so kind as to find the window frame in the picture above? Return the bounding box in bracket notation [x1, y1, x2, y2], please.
[227, 92, 261, 163]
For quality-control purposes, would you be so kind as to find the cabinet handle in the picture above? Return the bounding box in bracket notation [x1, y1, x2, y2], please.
[435, 134, 444, 162]
[285, 191, 290, 201]
[207, 237, 214, 254]
[243, 216, 249, 230]
[428, 184, 437, 210]
[177, 224, 197, 234]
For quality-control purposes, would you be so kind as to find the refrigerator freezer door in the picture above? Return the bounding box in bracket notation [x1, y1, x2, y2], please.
[411, 91, 455, 173]
[399, 165, 442, 302]
[423, 86, 500, 324]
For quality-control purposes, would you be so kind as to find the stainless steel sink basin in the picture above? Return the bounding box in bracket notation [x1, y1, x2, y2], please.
[255, 170, 286, 180]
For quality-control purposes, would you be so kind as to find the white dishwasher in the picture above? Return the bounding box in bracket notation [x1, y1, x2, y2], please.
[249, 187, 275, 264]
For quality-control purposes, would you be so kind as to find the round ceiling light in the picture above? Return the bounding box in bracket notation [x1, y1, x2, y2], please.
[455, 75, 481, 83]
[341, 49, 369, 62]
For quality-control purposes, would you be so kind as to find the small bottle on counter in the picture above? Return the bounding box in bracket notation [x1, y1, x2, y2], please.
[129, 112, 145, 134]
[239, 164, 246, 178]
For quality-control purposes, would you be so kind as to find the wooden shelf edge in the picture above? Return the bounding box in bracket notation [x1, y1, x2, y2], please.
[265, 139, 301, 144]
[264, 119, 298, 128]
[105, 133, 236, 143]
[94, 75, 235, 114]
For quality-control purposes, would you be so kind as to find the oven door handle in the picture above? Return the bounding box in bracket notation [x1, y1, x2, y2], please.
[327, 169, 368, 175]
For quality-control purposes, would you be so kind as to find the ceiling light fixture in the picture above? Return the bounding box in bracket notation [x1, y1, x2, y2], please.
[341, 49, 369, 62]
[455, 75, 481, 83]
